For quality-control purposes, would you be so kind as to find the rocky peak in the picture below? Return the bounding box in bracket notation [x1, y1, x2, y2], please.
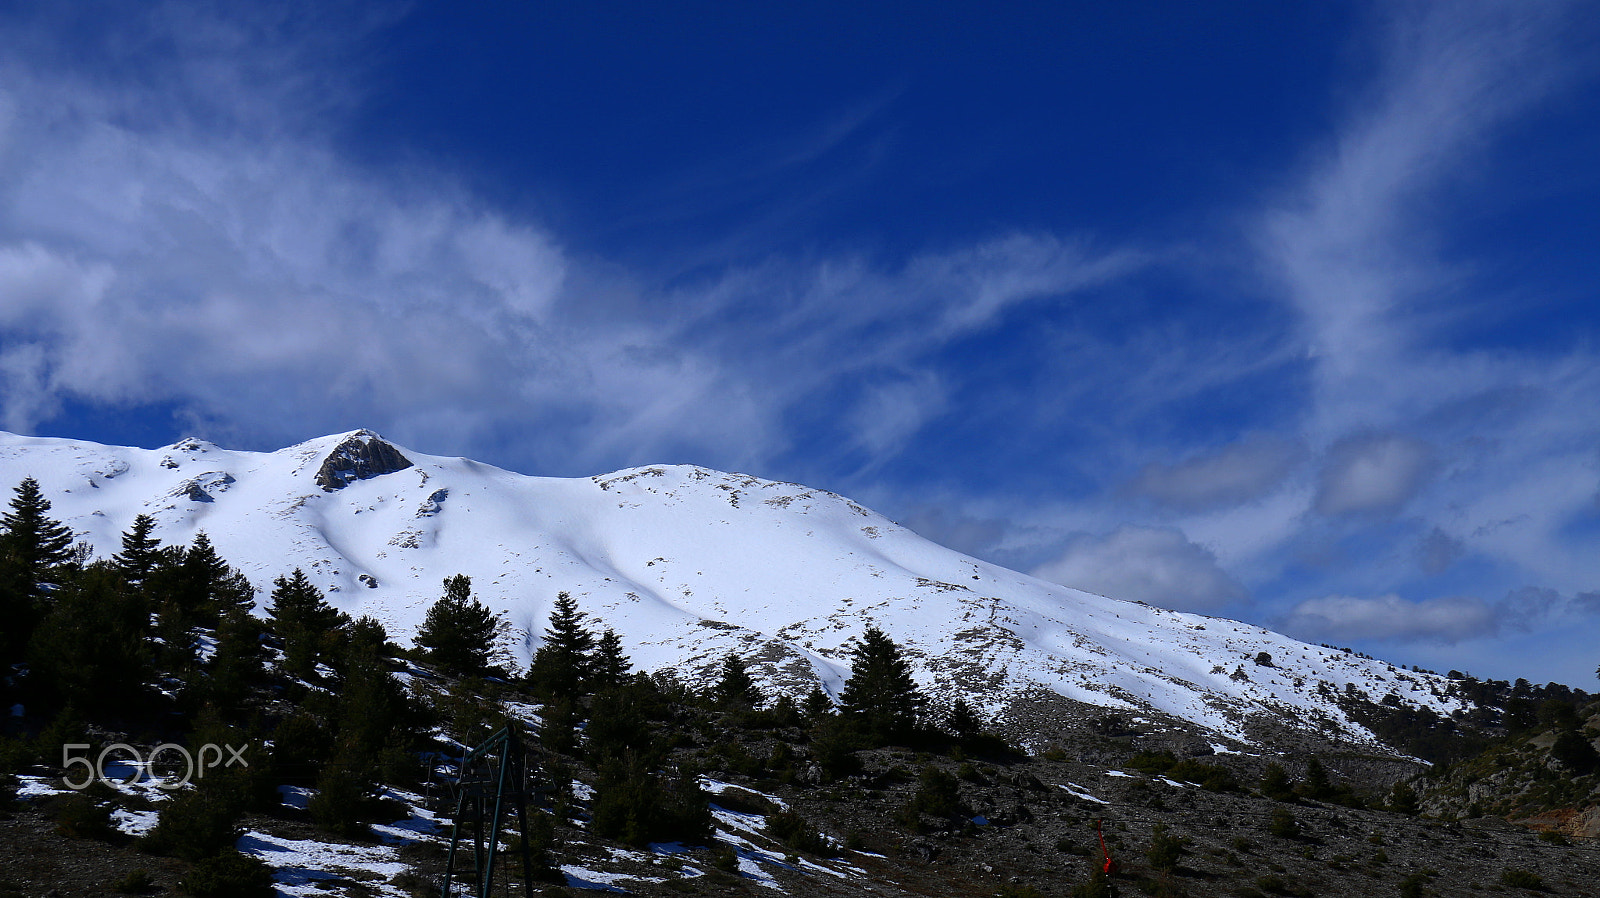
[314, 431, 413, 491]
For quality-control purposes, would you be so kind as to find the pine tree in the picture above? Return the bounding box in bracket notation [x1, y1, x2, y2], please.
[414, 574, 505, 678]
[1, 477, 76, 660]
[1299, 757, 1333, 801]
[26, 562, 153, 715]
[946, 697, 981, 741]
[1, 476, 76, 586]
[838, 626, 926, 744]
[1260, 762, 1296, 802]
[113, 514, 163, 587]
[174, 532, 254, 625]
[592, 628, 633, 690]
[528, 591, 594, 698]
[204, 608, 270, 715]
[715, 655, 763, 710]
[267, 569, 346, 676]
[802, 686, 835, 721]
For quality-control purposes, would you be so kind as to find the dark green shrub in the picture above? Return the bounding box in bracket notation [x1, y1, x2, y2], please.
[140, 777, 245, 860]
[1388, 782, 1419, 814]
[906, 765, 963, 819]
[112, 869, 157, 894]
[1499, 868, 1543, 890]
[178, 849, 274, 898]
[591, 759, 711, 847]
[765, 810, 834, 856]
[309, 763, 390, 838]
[54, 792, 115, 840]
[1267, 807, 1299, 839]
[1398, 872, 1429, 898]
[1261, 763, 1296, 802]
[1147, 823, 1187, 872]
[1070, 866, 1114, 898]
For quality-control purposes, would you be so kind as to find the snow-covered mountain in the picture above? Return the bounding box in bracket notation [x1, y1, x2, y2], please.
[0, 429, 1465, 749]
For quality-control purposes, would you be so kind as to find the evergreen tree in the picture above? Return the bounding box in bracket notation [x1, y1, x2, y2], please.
[838, 626, 926, 744]
[112, 513, 163, 587]
[527, 591, 594, 698]
[592, 628, 632, 690]
[1146, 823, 1188, 873]
[267, 569, 346, 676]
[1299, 757, 1334, 801]
[715, 654, 763, 710]
[946, 697, 981, 741]
[204, 608, 270, 716]
[1, 477, 76, 661]
[802, 686, 835, 721]
[175, 532, 254, 625]
[590, 754, 712, 847]
[0, 476, 75, 587]
[1260, 762, 1296, 802]
[414, 574, 505, 678]
[26, 562, 153, 715]
[1551, 728, 1600, 775]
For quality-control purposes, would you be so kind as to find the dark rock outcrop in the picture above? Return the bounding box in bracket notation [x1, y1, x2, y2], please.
[314, 431, 414, 491]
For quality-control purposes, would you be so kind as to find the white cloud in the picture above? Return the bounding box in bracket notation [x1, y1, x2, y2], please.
[0, 10, 1137, 476]
[1314, 433, 1434, 516]
[1280, 593, 1499, 644]
[1128, 434, 1305, 511]
[1031, 525, 1248, 612]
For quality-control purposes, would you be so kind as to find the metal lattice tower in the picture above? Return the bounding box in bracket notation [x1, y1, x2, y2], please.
[440, 724, 537, 898]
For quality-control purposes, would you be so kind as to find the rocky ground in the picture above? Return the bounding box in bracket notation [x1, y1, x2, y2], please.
[5, 726, 1598, 898]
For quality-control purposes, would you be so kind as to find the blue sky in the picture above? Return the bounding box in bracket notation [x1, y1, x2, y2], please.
[1, 1, 1597, 686]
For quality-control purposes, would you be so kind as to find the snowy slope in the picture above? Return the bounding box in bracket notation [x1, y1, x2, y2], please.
[0, 429, 1465, 746]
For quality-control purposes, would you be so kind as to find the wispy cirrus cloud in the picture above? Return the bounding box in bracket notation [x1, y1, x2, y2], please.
[0, 5, 1140, 481]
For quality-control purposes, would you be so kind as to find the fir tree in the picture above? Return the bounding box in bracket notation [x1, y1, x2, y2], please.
[175, 532, 254, 625]
[802, 686, 835, 721]
[1, 477, 75, 660]
[838, 626, 926, 744]
[414, 574, 505, 678]
[528, 591, 594, 698]
[1299, 757, 1334, 801]
[592, 628, 633, 690]
[267, 569, 346, 676]
[26, 562, 153, 715]
[715, 654, 763, 710]
[946, 697, 981, 741]
[1, 476, 75, 587]
[112, 513, 163, 587]
[1260, 762, 1296, 802]
[204, 608, 270, 715]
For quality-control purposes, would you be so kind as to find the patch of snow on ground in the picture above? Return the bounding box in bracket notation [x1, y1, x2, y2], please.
[501, 700, 544, 728]
[238, 830, 409, 898]
[699, 777, 789, 809]
[560, 865, 640, 892]
[111, 808, 160, 836]
[1060, 783, 1109, 804]
[15, 775, 71, 798]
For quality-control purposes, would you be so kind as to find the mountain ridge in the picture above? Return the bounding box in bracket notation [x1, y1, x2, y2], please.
[0, 429, 1466, 752]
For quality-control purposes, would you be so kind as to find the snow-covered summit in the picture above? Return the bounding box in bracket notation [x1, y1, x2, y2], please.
[0, 430, 1464, 748]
